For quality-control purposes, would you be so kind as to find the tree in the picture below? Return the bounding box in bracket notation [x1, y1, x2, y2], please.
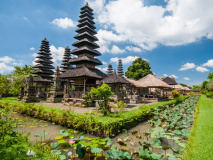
[207, 79, 213, 91]
[179, 83, 187, 87]
[87, 84, 114, 115]
[125, 58, 153, 80]
[192, 85, 201, 91]
[201, 81, 209, 90]
[207, 72, 213, 79]
[13, 65, 36, 75]
[0, 75, 10, 97]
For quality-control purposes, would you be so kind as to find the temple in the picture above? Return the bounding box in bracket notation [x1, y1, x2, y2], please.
[59, 2, 107, 105]
[60, 46, 72, 73]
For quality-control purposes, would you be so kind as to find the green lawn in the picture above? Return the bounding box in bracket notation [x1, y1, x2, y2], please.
[184, 95, 213, 160]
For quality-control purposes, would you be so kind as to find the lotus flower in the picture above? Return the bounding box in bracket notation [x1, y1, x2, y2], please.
[69, 140, 76, 144]
[67, 151, 72, 156]
[27, 148, 36, 156]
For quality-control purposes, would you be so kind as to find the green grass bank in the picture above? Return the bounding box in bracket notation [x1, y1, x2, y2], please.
[0, 96, 190, 137]
[184, 95, 213, 160]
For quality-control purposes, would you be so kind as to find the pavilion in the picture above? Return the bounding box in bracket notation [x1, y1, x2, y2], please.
[137, 74, 172, 101]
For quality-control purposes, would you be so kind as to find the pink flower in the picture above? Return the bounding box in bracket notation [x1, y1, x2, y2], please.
[118, 130, 120, 133]
[69, 140, 76, 144]
[154, 108, 157, 109]
[163, 106, 164, 107]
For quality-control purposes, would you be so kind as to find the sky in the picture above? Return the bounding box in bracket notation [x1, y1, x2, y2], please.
[0, 0, 213, 87]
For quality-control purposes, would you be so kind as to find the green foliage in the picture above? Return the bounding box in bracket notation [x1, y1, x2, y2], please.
[201, 80, 209, 89]
[0, 65, 36, 97]
[207, 79, 213, 91]
[206, 91, 213, 98]
[192, 85, 201, 91]
[125, 57, 153, 80]
[207, 72, 213, 79]
[87, 84, 114, 115]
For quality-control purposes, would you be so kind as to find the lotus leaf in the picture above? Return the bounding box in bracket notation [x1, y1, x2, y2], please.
[151, 153, 164, 159]
[173, 130, 182, 135]
[120, 146, 130, 151]
[53, 150, 61, 156]
[58, 139, 67, 144]
[168, 155, 181, 160]
[34, 132, 49, 137]
[91, 147, 103, 154]
[60, 155, 66, 160]
[182, 129, 190, 137]
[124, 137, 129, 141]
[51, 142, 60, 149]
[60, 130, 69, 137]
[151, 138, 162, 148]
[105, 137, 111, 147]
[55, 136, 63, 140]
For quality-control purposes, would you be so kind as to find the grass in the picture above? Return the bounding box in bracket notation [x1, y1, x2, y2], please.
[184, 95, 213, 160]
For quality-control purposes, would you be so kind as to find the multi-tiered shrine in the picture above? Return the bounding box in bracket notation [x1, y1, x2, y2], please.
[59, 3, 107, 105]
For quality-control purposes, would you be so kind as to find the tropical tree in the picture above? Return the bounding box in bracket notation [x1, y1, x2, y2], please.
[207, 72, 213, 80]
[125, 58, 153, 80]
[207, 79, 213, 91]
[192, 85, 201, 91]
[201, 81, 209, 90]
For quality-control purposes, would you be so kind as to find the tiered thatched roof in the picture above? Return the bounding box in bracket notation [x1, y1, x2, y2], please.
[137, 74, 172, 88]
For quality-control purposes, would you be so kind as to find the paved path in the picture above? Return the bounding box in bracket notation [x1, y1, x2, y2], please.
[35, 101, 159, 114]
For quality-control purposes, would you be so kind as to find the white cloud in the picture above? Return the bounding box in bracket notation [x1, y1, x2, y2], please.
[90, 0, 213, 50]
[32, 45, 64, 67]
[23, 16, 28, 21]
[163, 74, 168, 77]
[196, 66, 209, 72]
[0, 56, 15, 64]
[0, 63, 14, 74]
[203, 59, 213, 68]
[110, 45, 125, 54]
[170, 74, 178, 78]
[13, 62, 23, 66]
[102, 61, 107, 65]
[110, 56, 139, 64]
[97, 67, 108, 72]
[125, 46, 142, 52]
[179, 63, 196, 71]
[51, 17, 76, 29]
[30, 47, 35, 50]
[184, 77, 190, 80]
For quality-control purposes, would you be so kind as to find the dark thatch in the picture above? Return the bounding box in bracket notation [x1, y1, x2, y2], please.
[74, 32, 98, 41]
[69, 56, 102, 65]
[59, 67, 107, 79]
[72, 38, 99, 48]
[33, 75, 53, 82]
[163, 77, 178, 85]
[101, 74, 130, 84]
[71, 46, 100, 56]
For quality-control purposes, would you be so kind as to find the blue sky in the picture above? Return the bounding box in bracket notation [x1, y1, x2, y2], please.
[0, 0, 213, 87]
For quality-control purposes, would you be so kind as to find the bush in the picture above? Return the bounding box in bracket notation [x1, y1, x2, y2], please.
[201, 89, 208, 94]
[206, 91, 213, 98]
[172, 90, 179, 98]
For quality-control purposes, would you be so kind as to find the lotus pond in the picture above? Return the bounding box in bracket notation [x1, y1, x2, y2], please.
[8, 95, 200, 160]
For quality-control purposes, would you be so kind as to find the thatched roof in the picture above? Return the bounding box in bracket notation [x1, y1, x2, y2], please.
[101, 74, 130, 84]
[173, 84, 186, 90]
[163, 77, 178, 85]
[137, 74, 172, 88]
[33, 76, 53, 82]
[126, 78, 147, 88]
[59, 66, 107, 79]
[183, 86, 191, 91]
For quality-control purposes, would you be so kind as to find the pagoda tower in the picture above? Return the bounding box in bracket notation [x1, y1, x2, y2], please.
[32, 38, 54, 100]
[117, 59, 123, 76]
[32, 38, 54, 81]
[60, 46, 72, 73]
[59, 3, 107, 98]
[107, 63, 113, 75]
